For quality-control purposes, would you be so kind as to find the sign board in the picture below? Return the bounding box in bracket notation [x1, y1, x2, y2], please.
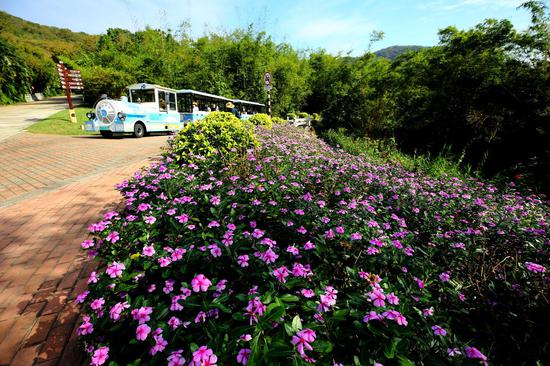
[264, 72, 271, 86]
[57, 62, 83, 122]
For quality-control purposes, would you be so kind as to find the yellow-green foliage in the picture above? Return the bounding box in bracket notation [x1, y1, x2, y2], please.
[298, 112, 309, 118]
[248, 113, 272, 129]
[202, 111, 240, 124]
[272, 116, 287, 124]
[171, 114, 259, 165]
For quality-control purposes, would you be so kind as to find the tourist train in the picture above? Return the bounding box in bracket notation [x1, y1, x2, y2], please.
[85, 83, 264, 138]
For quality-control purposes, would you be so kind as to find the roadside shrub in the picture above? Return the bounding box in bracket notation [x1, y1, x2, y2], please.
[298, 112, 309, 119]
[272, 116, 287, 124]
[312, 113, 320, 121]
[248, 113, 272, 129]
[287, 112, 297, 120]
[78, 124, 549, 365]
[202, 111, 240, 124]
[170, 116, 258, 165]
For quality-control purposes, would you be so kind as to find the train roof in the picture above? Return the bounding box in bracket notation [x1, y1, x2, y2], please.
[127, 83, 178, 93]
[232, 99, 265, 107]
[176, 89, 232, 101]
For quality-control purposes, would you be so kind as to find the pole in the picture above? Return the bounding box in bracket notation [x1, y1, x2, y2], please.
[267, 89, 271, 118]
[61, 63, 77, 123]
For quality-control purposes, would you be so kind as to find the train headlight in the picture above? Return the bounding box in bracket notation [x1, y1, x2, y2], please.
[117, 112, 127, 121]
[86, 112, 93, 119]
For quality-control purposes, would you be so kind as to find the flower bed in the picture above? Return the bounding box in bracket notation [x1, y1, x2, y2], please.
[78, 124, 549, 365]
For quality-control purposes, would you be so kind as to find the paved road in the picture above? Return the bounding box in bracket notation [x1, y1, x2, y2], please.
[0, 132, 169, 365]
[0, 96, 81, 142]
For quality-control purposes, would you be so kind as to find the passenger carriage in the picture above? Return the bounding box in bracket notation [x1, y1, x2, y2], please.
[85, 83, 264, 138]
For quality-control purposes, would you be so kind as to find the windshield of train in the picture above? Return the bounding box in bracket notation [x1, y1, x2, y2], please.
[130, 89, 155, 103]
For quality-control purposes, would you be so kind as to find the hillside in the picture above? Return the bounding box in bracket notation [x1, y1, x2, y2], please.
[0, 11, 98, 102]
[374, 45, 428, 59]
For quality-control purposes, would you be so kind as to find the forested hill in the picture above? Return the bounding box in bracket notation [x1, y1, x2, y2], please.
[0, 11, 98, 100]
[374, 45, 428, 59]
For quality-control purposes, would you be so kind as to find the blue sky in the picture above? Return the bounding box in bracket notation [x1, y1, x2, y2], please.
[0, 0, 540, 55]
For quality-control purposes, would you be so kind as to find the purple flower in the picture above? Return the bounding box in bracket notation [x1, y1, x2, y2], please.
[432, 325, 447, 336]
[236, 348, 251, 365]
[525, 262, 546, 273]
[136, 324, 151, 341]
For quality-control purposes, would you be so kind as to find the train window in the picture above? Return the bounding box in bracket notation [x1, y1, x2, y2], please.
[130, 89, 155, 103]
[168, 93, 177, 111]
[158, 91, 167, 112]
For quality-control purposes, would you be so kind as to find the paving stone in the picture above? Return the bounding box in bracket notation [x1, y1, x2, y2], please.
[10, 344, 42, 366]
[25, 313, 57, 346]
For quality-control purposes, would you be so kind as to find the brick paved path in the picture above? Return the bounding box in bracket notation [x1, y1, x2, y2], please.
[0, 133, 168, 365]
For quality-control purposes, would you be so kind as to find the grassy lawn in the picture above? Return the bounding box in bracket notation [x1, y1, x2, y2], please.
[26, 107, 98, 135]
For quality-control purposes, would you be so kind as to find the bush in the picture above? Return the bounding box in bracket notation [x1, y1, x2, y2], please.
[311, 113, 320, 121]
[78, 124, 549, 366]
[298, 112, 309, 119]
[272, 116, 287, 124]
[170, 113, 258, 165]
[81, 66, 134, 104]
[287, 112, 297, 120]
[248, 113, 272, 129]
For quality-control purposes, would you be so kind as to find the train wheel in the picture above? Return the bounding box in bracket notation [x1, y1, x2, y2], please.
[133, 122, 145, 138]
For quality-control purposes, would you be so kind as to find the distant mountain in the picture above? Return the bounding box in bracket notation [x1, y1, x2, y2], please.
[374, 45, 428, 60]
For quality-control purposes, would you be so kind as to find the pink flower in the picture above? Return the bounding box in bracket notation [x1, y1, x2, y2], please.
[245, 297, 266, 324]
[525, 262, 546, 273]
[210, 195, 221, 205]
[167, 350, 185, 366]
[131, 306, 152, 324]
[106, 231, 119, 243]
[191, 274, 212, 292]
[439, 272, 451, 282]
[175, 214, 189, 223]
[192, 346, 217, 366]
[363, 311, 381, 323]
[77, 316, 94, 335]
[144, 215, 156, 224]
[464, 346, 488, 365]
[350, 232, 362, 240]
[236, 348, 251, 365]
[273, 266, 290, 283]
[292, 328, 316, 356]
[168, 316, 182, 329]
[106, 261, 125, 278]
[88, 271, 98, 284]
[142, 245, 155, 257]
[81, 239, 94, 249]
[237, 255, 249, 267]
[90, 346, 109, 366]
[369, 289, 386, 307]
[136, 324, 151, 341]
[109, 302, 129, 321]
[304, 241, 316, 250]
[386, 292, 399, 305]
[422, 308, 434, 317]
[301, 289, 315, 298]
[432, 325, 447, 336]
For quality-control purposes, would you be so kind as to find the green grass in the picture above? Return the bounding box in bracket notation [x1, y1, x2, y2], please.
[321, 128, 475, 180]
[26, 107, 98, 135]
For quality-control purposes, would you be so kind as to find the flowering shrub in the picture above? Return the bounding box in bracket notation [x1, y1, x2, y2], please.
[170, 113, 258, 166]
[248, 113, 273, 129]
[78, 124, 549, 365]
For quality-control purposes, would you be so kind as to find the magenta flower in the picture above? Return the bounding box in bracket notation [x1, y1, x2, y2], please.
[245, 297, 266, 324]
[192, 346, 217, 366]
[142, 245, 155, 257]
[301, 289, 315, 298]
[90, 346, 109, 366]
[236, 348, 251, 365]
[144, 215, 156, 224]
[273, 266, 290, 283]
[525, 262, 546, 273]
[81, 239, 94, 249]
[432, 325, 447, 336]
[105, 231, 119, 243]
[167, 350, 185, 366]
[369, 289, 386, 307]
[105, 261, 125, 278]
[292, 328, 316, 356]
[439, 272, 451, 282]
[350, 232, 362, 240]
[363, 311, 381, 323]
[464, 346, 488, 365]
[386, 292, 399, 305]
[136, 324, 151, 341]
[237, 255, 249, 267]
[210, 195, 221, 205]
[109, 301, 129, 321]
[191, 274, 212, 292]
[131, 306, 152, 324]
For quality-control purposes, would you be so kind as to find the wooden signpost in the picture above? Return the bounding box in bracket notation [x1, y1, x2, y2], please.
[57, 62, 83, 123]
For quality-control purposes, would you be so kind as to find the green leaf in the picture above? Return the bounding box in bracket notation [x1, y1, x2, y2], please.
[333, 309, 349, 321]
[291, 315, 302, 332]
